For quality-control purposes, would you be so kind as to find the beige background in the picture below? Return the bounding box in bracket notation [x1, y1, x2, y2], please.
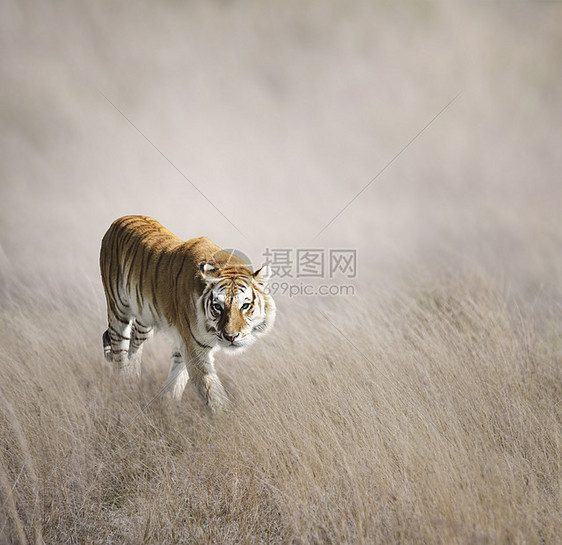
[2, 0, 561, 302]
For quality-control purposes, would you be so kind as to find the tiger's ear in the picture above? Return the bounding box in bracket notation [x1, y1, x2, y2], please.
[199, 262, 219, 282]
[252, 264, 270, 287]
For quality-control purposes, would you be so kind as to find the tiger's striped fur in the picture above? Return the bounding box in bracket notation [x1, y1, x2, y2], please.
[100, 215, 275, 412]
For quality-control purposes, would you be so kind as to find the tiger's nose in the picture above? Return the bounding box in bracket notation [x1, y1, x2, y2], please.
[223, 333, 240, 343]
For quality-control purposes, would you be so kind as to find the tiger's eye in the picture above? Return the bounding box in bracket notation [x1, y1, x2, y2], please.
[241, 302, 250, 311]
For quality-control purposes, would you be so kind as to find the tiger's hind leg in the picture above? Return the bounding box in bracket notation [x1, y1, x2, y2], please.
[164, 349, 189, 401]
[102, 330, 112, 362]
[128, 319, 153, 374]
[105, 312, 134, 375]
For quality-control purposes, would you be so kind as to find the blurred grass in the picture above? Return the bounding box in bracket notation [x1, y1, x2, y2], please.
[0, 274, 560, 543]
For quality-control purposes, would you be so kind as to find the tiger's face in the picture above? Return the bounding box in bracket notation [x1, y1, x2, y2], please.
[199, 262, 275, 352]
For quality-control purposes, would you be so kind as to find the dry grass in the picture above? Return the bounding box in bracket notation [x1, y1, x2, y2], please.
[2, 0, 562, 542]
[0, 274, 560, 544]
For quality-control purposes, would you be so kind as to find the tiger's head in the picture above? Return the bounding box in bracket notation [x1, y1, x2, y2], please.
[198, 257, 276, 352]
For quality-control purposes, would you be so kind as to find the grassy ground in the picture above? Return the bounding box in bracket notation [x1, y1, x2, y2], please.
[0, 273, 560, 543]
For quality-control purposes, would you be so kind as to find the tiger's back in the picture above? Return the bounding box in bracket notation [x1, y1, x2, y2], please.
[100, 215, 219, 328]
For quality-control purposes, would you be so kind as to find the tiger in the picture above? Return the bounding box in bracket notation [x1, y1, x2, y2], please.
[99, 215, 276, 412]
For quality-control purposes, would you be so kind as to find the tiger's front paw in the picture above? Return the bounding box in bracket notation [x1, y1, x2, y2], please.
[207, 395, 230, 415]
[202, 375, 229, 414]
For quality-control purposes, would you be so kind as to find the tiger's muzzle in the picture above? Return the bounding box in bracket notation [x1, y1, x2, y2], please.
[218, 331, 248, 350]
